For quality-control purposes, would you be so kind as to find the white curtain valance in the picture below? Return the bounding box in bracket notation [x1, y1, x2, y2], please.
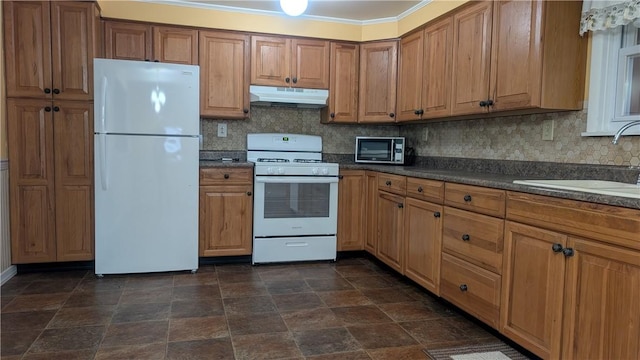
[580, 0, 640, 35]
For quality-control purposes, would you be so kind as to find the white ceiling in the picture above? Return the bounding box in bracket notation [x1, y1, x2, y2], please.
[158, 0, 425, 23]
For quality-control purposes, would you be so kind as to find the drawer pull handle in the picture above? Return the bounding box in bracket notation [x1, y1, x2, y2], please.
[551, 243, 563, 253]
[462, 234, 470, 241]
[397, 203, 404, 209]
[224, 174, 230, 179]
[459, 284, 468, 292]
[463, 194, 472, 202]
[417, 186, 423, 192]
[385, 180, 391, 186]
[562, 248, 575, 257]
[433, 211, 441, 218]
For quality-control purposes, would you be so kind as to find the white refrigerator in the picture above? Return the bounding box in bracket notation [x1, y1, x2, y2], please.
[94, 58, 200, 275]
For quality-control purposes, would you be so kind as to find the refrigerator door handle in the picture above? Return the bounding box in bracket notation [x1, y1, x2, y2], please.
[99, 133, 108, 190]
[99, 77, 108, 133]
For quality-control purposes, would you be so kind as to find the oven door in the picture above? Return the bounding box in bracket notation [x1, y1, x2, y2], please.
[254, 175, 339, 237]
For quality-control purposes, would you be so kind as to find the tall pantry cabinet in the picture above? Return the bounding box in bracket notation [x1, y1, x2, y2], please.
[3, 1, 101, 263]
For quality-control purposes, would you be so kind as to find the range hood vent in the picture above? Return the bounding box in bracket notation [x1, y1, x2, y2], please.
[249, 85, 328, 108]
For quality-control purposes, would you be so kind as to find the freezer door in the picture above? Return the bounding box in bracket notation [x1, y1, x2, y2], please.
[94, 59, 199, 136]
[95, 134, 199, 274]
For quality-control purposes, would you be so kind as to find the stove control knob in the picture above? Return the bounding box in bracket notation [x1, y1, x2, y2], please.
[321, 168, 329, 175]
[267, 167, 274, 175]
[277, 167, 285, 175]
[312, 167, 319, 175]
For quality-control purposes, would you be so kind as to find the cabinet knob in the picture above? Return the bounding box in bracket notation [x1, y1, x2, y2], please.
[44, 88, 51, 94]
[562, 248, 575, 257]
[285, 77, 290, 83]
[52, 88, 60, 94]
[53, 106, 60, 112]
[414, 110, 420, 115]
[397, 203, 404, 209]
[330, 113, 335, 118]
[154, 60, 159, 62]
[292, 77, 297, 84]
[385, 180, 391, 186]
[459, 284, 468, 292]
[418, 109, 424, 115]
[389, 112, 395, 118]
[223, 173, 230, 179]
[551, 243, 564, 253]
[145, 59, 150, 62]
[243, 108, 249, 114]
[486, 99, 494, 107]
[462, 234, 470, 241]
[463, 194, 472, 202]
[247, 191, 252, 196]
[338, 175, 344, 179]
[417, 186, 423, 193]
[433, 211, 441, 218]
[44, 106, 52, 112]
[479, 100, 487, 107]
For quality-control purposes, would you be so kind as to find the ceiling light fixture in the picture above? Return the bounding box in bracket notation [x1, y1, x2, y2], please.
[280, 0, 308, 16]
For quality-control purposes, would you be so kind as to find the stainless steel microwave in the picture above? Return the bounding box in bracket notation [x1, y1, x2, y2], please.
[355, 136, 405, 164]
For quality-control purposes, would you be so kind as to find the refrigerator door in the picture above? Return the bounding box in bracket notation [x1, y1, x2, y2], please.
[95, 134, 199, 274]
[94, 59, 199, 136]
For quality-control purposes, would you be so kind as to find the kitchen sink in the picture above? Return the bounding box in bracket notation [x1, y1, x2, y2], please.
[513, 179, 640, 199]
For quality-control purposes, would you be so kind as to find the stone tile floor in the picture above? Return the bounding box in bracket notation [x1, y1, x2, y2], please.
[1, 257, 516, 359]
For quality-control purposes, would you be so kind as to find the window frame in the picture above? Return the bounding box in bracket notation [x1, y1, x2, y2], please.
[583, 25, 640, 137]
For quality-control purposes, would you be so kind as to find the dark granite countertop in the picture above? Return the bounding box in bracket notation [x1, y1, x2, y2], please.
[198, 152, 640, 210]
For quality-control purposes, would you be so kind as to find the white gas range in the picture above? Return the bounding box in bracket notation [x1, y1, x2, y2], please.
[247, 133, 339, 264]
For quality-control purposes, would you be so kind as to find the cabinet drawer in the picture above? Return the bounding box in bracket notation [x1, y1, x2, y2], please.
[443, 207, 504, 274]
[445, 183, 505, 218]
[200, 168, 253, 185]
[377, 173, 406, 196]
[406, 177, 444, 203]
[440, 253, 501, 329]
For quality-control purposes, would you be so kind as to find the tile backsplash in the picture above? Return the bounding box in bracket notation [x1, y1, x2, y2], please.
[201, 107, 640, 167]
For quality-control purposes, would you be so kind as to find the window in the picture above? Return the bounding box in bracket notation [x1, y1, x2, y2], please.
[584, 23, 640, 136]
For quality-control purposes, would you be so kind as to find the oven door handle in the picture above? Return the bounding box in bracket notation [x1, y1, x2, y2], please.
[255, 176, 339, 184]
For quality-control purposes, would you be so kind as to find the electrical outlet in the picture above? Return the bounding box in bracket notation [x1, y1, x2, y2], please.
[542, 120, 554, 141]
[217, 123, 227, 138]
[423, 128, 429, 142]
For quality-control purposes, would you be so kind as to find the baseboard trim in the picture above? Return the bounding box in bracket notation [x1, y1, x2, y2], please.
[1, 265, 17, 285]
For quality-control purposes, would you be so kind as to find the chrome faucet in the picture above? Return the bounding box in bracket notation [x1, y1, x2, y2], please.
[612, 120, 640, 144]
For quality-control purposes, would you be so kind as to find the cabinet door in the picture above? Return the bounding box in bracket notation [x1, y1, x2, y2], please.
[51, 1, 97, 101]
[200, 31, 250, 118]
[199, 185, 253, 256]
[404, 197, 442, 294]
[104, 21, 152, 61]
[501, 221, 566, 359]
[337, 170, 366, 251]
[562, 237, 640, 360]
[358, 41, 398, 123]
[7, 99, 56, 263]
[291, 38, 330, 88]
[489, 0, 542, 111]
[3, 1, 52, 99]
[422, 16, 453, 119]
[251, 35, 290, 86]
[325, 42, 359, 123]
[153, 26, 198, 65]
[450, 1, 492, 116]
[364, 172, 378, 254]
[376, 190, 404, 273]
[396, 31, 424, 122]
[54, 102, 94, 261]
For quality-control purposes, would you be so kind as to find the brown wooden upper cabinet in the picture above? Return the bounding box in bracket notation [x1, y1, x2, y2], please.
[358, 40, 398, 123]
[199, 31, 250, 119]
[104, 21, 198, 65]
[397, 16, 453, 121]
[322, 42, 359, 123]
[251, 35, 330, 89]
[3, 1, 100, 101]
[450, 0, 587, 116]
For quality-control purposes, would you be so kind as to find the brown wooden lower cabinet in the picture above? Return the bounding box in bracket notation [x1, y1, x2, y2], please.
[364, 171, 378, 254]
[7, 98, 94, 263]
[337, 170, 366, 251]
[199, 168, 253, 256]
[376, 190, 404, 273]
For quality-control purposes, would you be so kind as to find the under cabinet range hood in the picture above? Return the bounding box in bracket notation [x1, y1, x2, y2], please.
[249, 85, 329, 108]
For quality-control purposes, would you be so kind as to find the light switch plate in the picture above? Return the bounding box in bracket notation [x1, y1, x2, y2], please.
[217, 123, 227, 138]
[542, 120, 554, 141]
